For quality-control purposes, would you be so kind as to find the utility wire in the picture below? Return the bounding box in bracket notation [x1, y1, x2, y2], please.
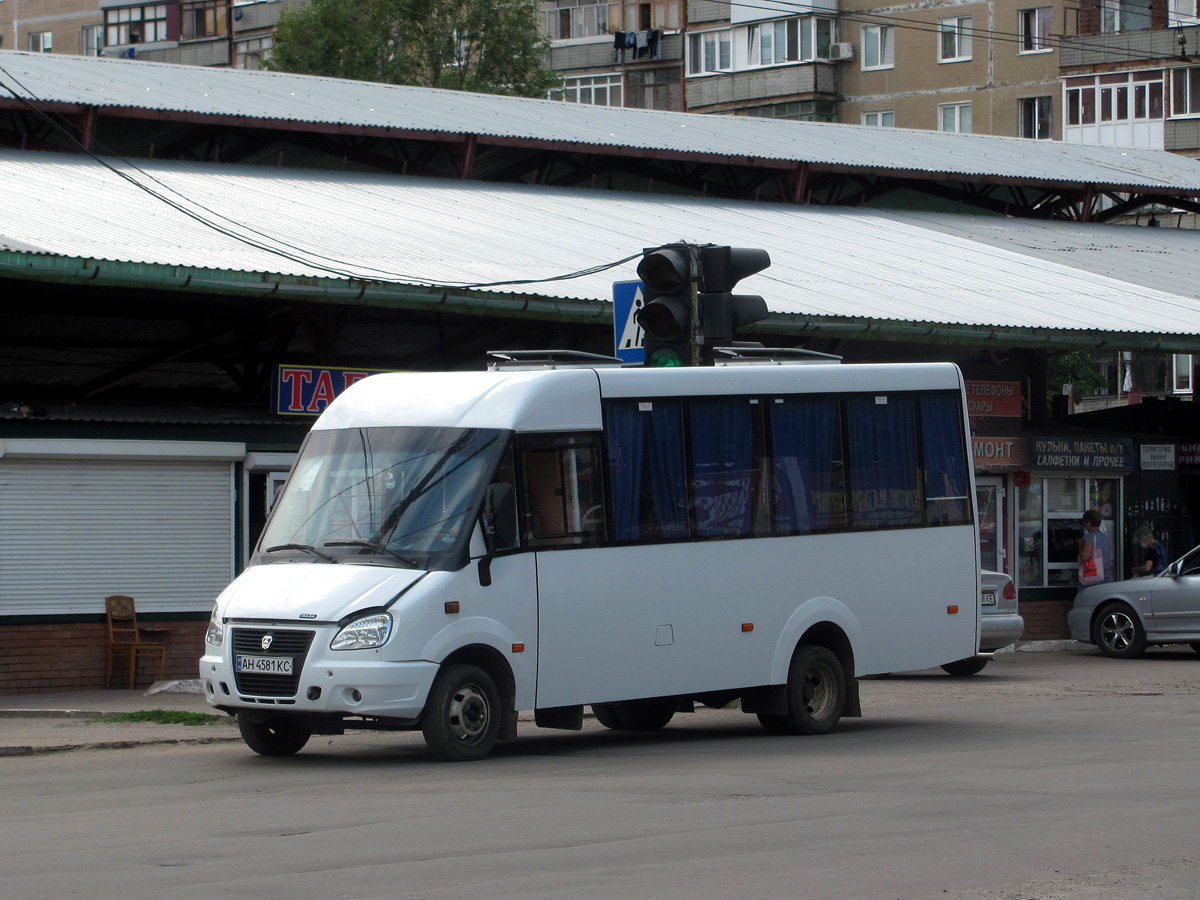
[0, 61, 641, 292]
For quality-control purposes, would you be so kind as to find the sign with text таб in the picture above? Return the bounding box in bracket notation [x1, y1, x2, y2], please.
[273, 365, 389, 416]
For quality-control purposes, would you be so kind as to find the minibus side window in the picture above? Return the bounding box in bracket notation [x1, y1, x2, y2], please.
[606, 400, 688, 543]
[770, 396, 848, 535]
[690, 398, 756, 538]
[918, 393, 971, 526]
[516, 435, 605, 549]
[846, 395, 921, 529]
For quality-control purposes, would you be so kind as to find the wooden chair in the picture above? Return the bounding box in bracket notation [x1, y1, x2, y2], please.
[105, 595, 166, 689]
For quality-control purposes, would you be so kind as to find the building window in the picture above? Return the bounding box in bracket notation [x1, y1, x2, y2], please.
[939, 102, 972, 132]
[234, 36, 273, 69]
[182, 1, 227, 41]
[939, 16, 972, 62]
[1174, 354, 1193, 393]
[1102, 0, 1153, 33]
[1019, 7, 1053, 52]
[28, 31, 52, 53]
[551, 73, 623, 105]
[1018, 478, 1119, 588]
[542, 0, 611, 41]
[862, 24, 893, 70]
[82, 24, 103, 56]
[732, 100, 837, 121]
[105, 5, 170, 46]
[1019, 96, 1053, 138]
[749, 19, 799, 66]
[1170, 0, 1200, 25]
[1171, 67, 1200, 116]
[863, 110, 895, 127]
[622, 0, 680, 32]
[1065, 73, 1164, 125]
[688, 29, 733, 73]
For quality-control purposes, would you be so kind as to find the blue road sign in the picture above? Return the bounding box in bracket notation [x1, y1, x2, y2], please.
[613, 280, 645, 364]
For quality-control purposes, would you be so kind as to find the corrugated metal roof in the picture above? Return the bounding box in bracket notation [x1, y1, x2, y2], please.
[1, 49, 1200, 191]
[2, 148, 1198, 347]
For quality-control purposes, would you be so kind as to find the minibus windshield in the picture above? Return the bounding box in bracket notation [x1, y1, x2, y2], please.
[259, 426, 506, 568]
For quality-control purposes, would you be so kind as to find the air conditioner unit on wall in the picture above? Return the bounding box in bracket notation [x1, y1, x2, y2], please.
[829, 42, 854, 61]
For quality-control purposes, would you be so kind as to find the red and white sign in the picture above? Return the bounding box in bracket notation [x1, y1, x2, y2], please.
[965, 381, 1023, 419]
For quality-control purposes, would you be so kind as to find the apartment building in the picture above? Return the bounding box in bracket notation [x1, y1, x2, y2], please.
[0, 0, 293, 69]
[1, 1, 104, 56]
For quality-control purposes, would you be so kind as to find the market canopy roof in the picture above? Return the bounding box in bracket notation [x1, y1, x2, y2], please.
[1, 50, 1199, 218]
[3, 148, 1199, 354]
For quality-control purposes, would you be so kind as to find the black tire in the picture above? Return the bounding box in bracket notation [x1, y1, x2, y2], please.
[1094, 602, 1147, 659]
[941, 656, 989, 677]
[591, 702, 626, 730]
[1190, 642, 1200, 655]
[762, 645, 847, 736]
[421, 664, 502, 762]
[236, 713, 312, 756]
[610, 698, 675, 731]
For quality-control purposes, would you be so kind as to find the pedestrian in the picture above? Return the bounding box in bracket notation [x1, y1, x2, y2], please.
[1131, 525, 1168, 576]
[1078, 509, 1113, 586]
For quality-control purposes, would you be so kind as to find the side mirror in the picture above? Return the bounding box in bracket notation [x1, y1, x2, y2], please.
[484, 483, 518, 553]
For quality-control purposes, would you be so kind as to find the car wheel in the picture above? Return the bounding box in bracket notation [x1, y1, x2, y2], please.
[609, 698, 675, 731]
[941, 656, 989, 677]
[1189, 642, 1200, 655]
[237, 712, 311, 756]
[1093, 602, 1147, 659]
[421, 663, 502, 761]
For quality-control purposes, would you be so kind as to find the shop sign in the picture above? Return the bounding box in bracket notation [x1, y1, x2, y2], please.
[1032, 437, 1134, 473]
[971, 436, 1029, 469]
[965, 381, 1022, 419]
[1140, 444, 1176, 471]
[273, 365, 386, 416]
[1181, 443, 1200, 466]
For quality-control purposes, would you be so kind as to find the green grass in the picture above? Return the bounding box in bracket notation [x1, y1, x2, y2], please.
[88, 709, 224, 726]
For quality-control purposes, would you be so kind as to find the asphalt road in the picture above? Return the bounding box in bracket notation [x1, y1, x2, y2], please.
[1, 648, 1198, 900]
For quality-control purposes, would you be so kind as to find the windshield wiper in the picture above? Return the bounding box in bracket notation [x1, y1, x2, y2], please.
[264, 543, 339, 563]
[323, 538, 422, 568]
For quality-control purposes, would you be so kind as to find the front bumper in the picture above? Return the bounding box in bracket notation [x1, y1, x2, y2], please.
[199, 626, 439, 720]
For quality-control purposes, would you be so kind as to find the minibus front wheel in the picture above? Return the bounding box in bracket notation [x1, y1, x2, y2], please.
[422, 663, 502, 762]
[237, 712, 312, 756]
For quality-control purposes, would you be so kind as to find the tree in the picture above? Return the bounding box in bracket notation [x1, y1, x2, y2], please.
[267, 0, 560, 98]
[1046, 349, 1108, 412]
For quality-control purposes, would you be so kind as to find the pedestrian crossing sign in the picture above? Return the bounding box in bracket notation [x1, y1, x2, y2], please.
[613, 280, 645, 364]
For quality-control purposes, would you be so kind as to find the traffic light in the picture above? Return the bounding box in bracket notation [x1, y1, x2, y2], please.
[636, 244, 695, 368]
[635, 243, 771, 366]
[697, 246, 770, 357]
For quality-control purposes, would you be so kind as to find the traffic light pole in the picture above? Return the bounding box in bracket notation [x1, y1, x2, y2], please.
[688, 243, 702, 368]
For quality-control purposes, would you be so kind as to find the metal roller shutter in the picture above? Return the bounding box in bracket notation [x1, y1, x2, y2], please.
[0, 458, 235, 616]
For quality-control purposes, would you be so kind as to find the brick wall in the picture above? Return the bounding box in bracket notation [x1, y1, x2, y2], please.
[1019, 601, 1073, 641]
[0, 620, 206, 696]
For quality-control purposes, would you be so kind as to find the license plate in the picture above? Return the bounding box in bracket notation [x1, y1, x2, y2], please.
[235, 654, 293, 675]
[981, 591, 997, 606]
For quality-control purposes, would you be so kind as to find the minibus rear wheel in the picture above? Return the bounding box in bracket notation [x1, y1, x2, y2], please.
[237, 713, 312, 756]
[758, 645, 845, 736]
[422, 663, 502, 762]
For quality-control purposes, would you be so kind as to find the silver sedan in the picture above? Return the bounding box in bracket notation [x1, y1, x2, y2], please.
[1068, 545, 1200, 658]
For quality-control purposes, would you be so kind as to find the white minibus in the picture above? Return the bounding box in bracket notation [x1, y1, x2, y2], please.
[201, 354, 979, 760]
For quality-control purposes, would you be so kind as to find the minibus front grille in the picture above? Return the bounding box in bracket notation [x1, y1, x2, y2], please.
[231, 628, 315, 698]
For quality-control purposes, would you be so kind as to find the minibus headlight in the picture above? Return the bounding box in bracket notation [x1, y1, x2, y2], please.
[205, 607, 225, 647]
[331, 612, 393, 650]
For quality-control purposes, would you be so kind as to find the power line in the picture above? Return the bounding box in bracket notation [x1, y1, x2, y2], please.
[0, 61, 641, 293]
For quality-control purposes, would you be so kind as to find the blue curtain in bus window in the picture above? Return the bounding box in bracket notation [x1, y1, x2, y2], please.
[690, 398, 753, 537]
[606, 400, 687, 541]
[920, 393, 969, 525]
[846, 395, 920, 528]
[771, 397, 841, 533]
